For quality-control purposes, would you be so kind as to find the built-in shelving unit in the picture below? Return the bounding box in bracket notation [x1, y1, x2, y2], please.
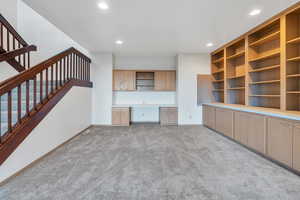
[211, 50, 225, 103]
[248, 19, 281, 109]
[286, 8, 300, 111]
[136, 72, 155, 91]
[226, 39, 246, 105]
[209, 2, 300, 112]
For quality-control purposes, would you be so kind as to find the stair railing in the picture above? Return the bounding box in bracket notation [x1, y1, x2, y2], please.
[0, 47, 91, 144]
[0, 14, 36, 71]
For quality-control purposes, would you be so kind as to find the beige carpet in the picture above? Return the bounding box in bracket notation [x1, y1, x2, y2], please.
[1, 124, 300, 200]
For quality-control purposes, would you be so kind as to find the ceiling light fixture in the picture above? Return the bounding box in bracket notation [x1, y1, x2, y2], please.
[206, 43, 214, 47]
[115, 40, 124, 45]
[98, 2, 109, 10]
[249, 9, 261, 16]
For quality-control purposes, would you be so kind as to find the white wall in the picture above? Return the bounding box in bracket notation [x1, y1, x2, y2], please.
[177, 54, 210, 125]
[91, 53, 113, 125]
[0, 87, 92, 183]
[17, 1, 90, 66]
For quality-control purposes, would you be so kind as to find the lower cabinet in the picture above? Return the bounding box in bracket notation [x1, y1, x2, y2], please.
[234, 111, 249, 146]
[247, 113, 266, 154]
[215, 108, 233, 138]
[203, 105, 215, 129]
[160, 107, 178, 126]
[267, 117, 293, 167]
[112, 107, 130, 126]
[293, 123, 300, 171]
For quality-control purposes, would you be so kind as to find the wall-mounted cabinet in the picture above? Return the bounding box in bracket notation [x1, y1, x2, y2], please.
[113, 70, 176, 91]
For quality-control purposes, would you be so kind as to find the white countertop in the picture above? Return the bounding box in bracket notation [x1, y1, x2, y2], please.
[204, 103, 300, 121]
[112, 104, 177, 108]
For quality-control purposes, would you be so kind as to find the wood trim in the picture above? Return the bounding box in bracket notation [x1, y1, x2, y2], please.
[211, 1, 300, 54]
[0, 125, 93, 186]
[0, 80, 92, 165]
[280, 16, 287, 111]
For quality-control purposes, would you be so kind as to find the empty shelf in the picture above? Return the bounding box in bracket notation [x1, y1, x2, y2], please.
[228, 87, 245, 90]
[212, 57, 224, 64]
[287, 37, 300, 45]
[249, 80, 280, 85]
[249, 31, 280, 47]
[249, 65, 280, 73]
[212, 69, 224, 74]
[249, 50, 280, 63]
[249, 95, 280, 98]
[227, 51, 245, 60]
[227, 75, 245, 80]
[287, 56, 300, 62]
[212, 79, 224, 83]
[287, 91, 300, 94]
[287, 74, 300, 78]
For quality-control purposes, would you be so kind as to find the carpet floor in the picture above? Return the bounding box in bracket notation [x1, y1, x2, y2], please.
[1, 124, 300, 200]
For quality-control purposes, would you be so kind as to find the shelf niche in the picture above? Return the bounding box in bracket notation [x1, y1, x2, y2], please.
[226, 39, 246, 105]
[211, 50, 225, 103]
[286, 8, 300, 111]
[136, 72, 154, 91]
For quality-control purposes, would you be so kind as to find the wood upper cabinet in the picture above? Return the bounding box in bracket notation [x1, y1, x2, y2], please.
[267, 117, 293, 167]
[203, 105, 215, 129]
[215, 108, 233, 138]
[293, 123, 300, 171]
[113, 70, 136, 91]
[154, 71, 176, 91]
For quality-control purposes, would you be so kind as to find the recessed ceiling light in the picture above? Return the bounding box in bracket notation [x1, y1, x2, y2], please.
[249, 9, 261, 16]
[206, 43, 214, 47]
[98, 2, 109, 10]
[115, 40, 124, 45]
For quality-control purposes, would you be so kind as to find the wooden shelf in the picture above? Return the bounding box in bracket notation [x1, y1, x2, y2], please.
[228, 87, 245, 90]
[287, 74, 300, 78]
[249, 31, 280, 47]
[287, 91, 300, 94]
[249, 64, 280, 73]
[212, 79, 224, 83]
[213, 89, 224, 92]
[227, 51, 245, 60]
[227, 75, 245, 80]
[249, 80, 280, 85]
[212, 57, 224, 64]
[212, 69, 224, 74]
[287, 56, 300, 62]
[249, 49, 280, 63]
[287, 37, 300, 45]
[249, 95, 280, 98]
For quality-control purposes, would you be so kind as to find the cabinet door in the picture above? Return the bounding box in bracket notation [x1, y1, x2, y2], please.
[234, 111, 249, 145]
[293, 123, 300, 171]
[247, 114, 266, 154]
[112, 108, 121, 126]
[167, 108, 178, 125]
[267, 117, 293, 167]
[154, 71, 176, 91]
[203, 105, 215, 129]
[113, 70, 136, 91]
[120, 108, 130, 126]
[215, 108, 233, 138]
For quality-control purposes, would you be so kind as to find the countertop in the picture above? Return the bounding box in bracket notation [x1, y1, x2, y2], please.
[112, 104, 177, 108]
[203, 103, 300, 121]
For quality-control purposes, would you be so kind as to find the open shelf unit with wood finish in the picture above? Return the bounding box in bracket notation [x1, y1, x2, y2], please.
[286, 8, 300, 111]
[209, 2, 300, 112]
[211, 49, 225, 102]
[226, 39, 246, 105]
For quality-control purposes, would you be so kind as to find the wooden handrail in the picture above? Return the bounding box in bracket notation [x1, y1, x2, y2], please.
[0, 14, 28, 46]
[0, 45, 37, 62]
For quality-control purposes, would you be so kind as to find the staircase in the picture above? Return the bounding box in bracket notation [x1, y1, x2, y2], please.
[0, 14, 92, 165]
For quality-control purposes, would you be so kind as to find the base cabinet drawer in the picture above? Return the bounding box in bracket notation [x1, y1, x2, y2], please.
[215, 108, 233, 138]
[203, 105, 215, 129]
[267, 117, 293, 167]
[293, 124, 300, 171]
[112, 108, 130, 126]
